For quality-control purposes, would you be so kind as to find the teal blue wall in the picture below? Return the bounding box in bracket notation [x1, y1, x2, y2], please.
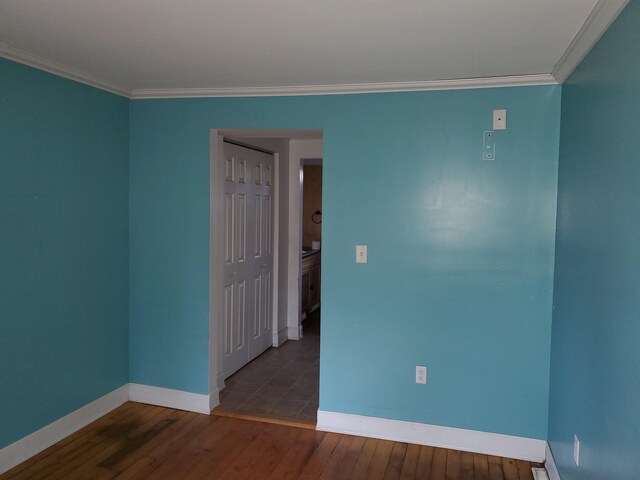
[549, 2, 640, 478]
[130, 85, 561, 439]
[0, 59, 130, 448]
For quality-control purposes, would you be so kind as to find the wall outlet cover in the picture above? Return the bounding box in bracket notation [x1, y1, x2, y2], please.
[483, 130, 495, 160]
[493, 109, 507, 130]
[416, 366, 427, 384]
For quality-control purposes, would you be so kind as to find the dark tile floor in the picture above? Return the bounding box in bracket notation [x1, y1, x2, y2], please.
[217, 309, 320, 423]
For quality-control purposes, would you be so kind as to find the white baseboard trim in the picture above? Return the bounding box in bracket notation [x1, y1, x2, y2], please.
[0, 383, 216, 475]
[209, 388, 220, 411]
[129, 383, 211, 415]
[0, 384, 129, 475]
[316, 410, 546, 463]
[216, 371, 227, 393]
[287, 326, 301, 340]
[273, 327, 289, 347]
[545, 442, 561, 480]
[532, 467, 550, 480]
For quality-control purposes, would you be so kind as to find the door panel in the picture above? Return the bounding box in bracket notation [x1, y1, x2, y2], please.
[236, 194, 246, 263]
[222, 142, 274, 377]
[224, 193, 234, 265]
[263, 271, 272, 351]
[223, 283, 233, 357]
[255, 161, 263, 185]
[254, 194, 262, 258]
[236, 280, 245, 349]
[252, 274, 261, 339]
[264, 195, 272, 255]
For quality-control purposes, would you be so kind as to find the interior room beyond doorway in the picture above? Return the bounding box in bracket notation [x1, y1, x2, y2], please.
[217, 308, 320, 424]
[211, 130, 323, 425]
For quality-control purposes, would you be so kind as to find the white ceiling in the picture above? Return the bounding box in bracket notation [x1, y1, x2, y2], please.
[0, 0, 628, 98]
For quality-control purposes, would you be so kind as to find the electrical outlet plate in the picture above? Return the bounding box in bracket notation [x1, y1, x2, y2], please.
[493, 109, 507, 130]
[483, 131, 495, 160]
[416, 366, 427, 384]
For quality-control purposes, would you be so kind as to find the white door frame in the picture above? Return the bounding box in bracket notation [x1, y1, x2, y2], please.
[209, 130, 280, 396]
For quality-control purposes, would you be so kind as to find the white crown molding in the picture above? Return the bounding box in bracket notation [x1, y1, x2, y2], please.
[0, 44, 557, 99]
[0, 45, 556, 98]
[0, 43, 130, 98]
[0, 385, 129, 475]
[130, 74, 557, 99]
[316, 410, 547, 463]
[552, 0, 629, 83]
[545, 442, 562, 480]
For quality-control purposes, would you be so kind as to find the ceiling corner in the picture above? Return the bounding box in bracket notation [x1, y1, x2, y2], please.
[552, 0, 630, 83]
[0, 43, 131, 98]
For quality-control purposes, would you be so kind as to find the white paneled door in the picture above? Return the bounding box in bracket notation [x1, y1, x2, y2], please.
[222, 141, 274, 378]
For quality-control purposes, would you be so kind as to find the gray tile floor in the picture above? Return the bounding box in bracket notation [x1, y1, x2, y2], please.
[218, 309, 320, 423]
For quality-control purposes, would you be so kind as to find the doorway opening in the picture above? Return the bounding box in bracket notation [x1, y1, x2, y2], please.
[209, 130, 323, 425]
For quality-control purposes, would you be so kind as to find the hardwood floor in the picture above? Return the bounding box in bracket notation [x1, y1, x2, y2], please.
[1, 402, 544, 480]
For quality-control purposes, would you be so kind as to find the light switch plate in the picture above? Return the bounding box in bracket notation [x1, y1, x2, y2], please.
[356, 245, 367, 263]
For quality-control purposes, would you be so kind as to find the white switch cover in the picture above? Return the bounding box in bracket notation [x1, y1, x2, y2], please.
[356, 245, 367, 263]
[493, 109, 507, 130]
[416, 366, 427, 384]
[574, 435, 580, 466]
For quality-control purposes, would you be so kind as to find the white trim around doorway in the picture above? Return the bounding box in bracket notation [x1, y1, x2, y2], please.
[210, 130, 289, 395]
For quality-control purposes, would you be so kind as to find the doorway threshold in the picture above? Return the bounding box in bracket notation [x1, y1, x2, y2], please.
[211, 408, 316, 430]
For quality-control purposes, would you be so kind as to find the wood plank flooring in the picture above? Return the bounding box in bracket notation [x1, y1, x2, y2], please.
[0, 402, 544, 480]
